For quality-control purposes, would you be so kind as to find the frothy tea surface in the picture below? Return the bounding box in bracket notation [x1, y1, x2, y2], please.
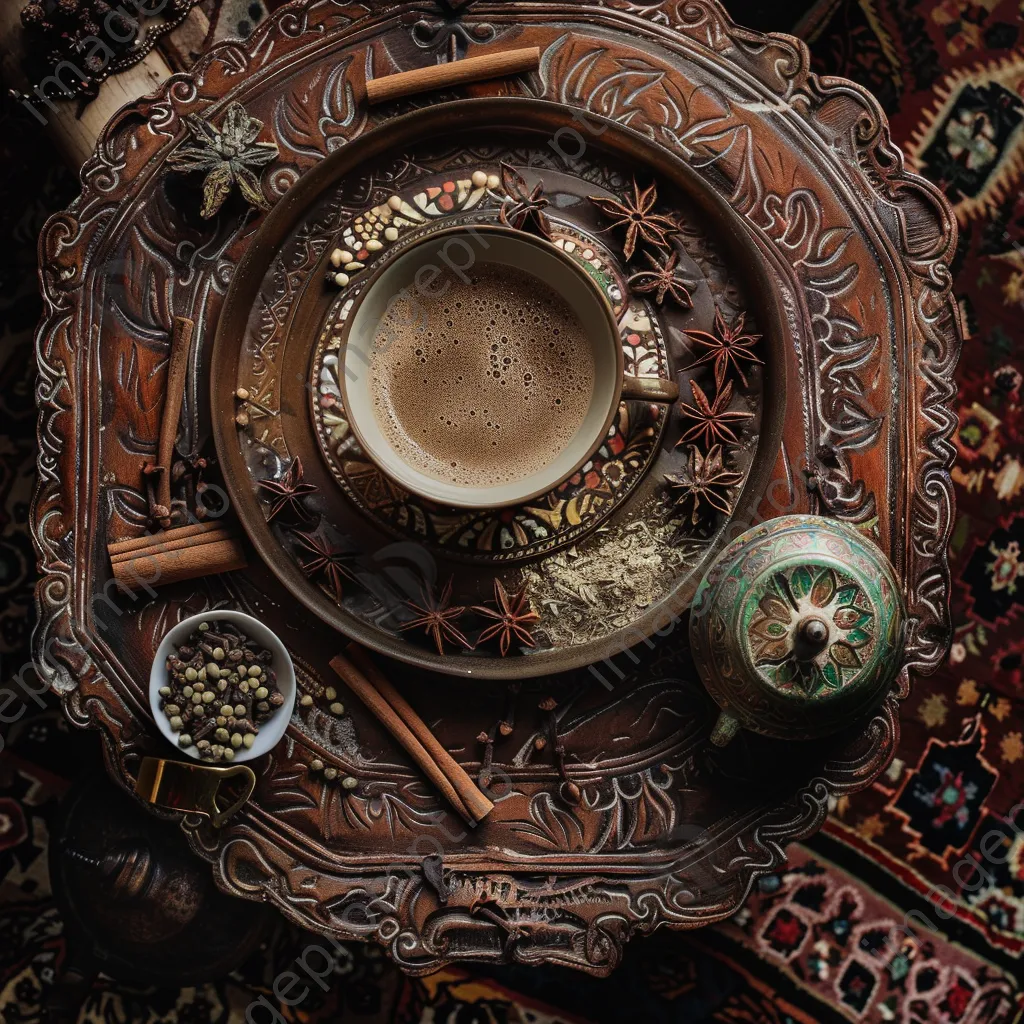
[368, 263, 596, 490]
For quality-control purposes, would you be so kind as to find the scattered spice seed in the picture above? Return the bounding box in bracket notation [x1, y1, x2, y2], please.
[477, 726, 496, 790]
[498, 681, 521, 737]
[537, 701, 578, 805]
[561, 779, 582, 805]
[520, 518, 689, 645]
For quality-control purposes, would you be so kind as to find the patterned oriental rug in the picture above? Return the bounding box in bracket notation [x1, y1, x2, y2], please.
[1, 0, 1023, 1021]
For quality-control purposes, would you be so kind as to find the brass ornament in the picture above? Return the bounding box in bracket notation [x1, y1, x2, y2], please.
[689, 515, 906, 744]
[135, 757, 256, 827]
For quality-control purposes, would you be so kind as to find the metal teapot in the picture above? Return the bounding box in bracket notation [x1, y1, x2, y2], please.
[689, 515, 906, 745]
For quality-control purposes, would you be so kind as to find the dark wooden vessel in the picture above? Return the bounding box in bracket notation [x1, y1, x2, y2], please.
[32, 0, 959, 974]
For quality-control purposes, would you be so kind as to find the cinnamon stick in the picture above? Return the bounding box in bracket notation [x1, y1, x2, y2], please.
[331, 647, 494, 825]
[110, 527, 232, 565]
[108, 519, 222, 557]
[331, 654, 475, 824]
[365, 47, 540, 106]
[111, 536, 247, 590]
[154, 315, 194, 515]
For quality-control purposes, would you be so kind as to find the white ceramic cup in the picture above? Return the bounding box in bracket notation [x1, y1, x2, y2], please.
[337, 225, 677, 509]
[149, 610, 296, 763]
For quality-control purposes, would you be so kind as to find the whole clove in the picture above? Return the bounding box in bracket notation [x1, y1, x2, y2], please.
[477, 728, 495, 790]
[498, 681, 521, 737]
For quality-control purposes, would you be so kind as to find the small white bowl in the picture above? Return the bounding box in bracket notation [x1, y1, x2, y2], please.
[149, 610, 296, 763]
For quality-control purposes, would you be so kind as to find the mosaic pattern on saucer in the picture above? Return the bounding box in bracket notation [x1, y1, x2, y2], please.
[311, 217, 669, 563]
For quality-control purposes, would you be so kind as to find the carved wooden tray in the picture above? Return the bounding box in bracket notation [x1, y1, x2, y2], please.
[32, 0, 959, 975]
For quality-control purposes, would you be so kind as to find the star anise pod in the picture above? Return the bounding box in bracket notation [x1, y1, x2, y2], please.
[497, 162, 552, 239]
[589, 179, 678, 261]
[257, 456, 317, 524]
[684, 308, 764, 390]
[665, 444, 743, 526]
[292, 528, 357, 602]
[676, 379, 754, 449]
[627, 251, 694, 308]
[167, 101, 278, 219]
[400, 577, 471, 656]
[472, 579, 540, 656]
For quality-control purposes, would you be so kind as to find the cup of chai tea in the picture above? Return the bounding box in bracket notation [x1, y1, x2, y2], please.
[336, 224, 678, 509]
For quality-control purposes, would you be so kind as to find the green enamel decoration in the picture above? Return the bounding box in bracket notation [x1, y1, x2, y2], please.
[760, 593, 791, 621]
[790, 565, 813, 600]
[834, 607, 872, 630]
[821, 662, 841, 689]
[689, 514, 908, 744]
[830, 641, 861, 669]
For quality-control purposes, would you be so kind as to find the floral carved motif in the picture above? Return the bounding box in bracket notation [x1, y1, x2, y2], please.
[749, 567, 876, 697]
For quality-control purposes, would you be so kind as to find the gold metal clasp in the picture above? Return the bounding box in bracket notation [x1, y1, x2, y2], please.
[135, 757, 256, 828]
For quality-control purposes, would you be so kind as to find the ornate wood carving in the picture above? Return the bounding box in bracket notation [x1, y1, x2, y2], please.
[32, 0, 959, 974]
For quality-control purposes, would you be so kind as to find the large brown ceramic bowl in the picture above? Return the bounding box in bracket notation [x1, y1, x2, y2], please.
[210, 97, 786, 679]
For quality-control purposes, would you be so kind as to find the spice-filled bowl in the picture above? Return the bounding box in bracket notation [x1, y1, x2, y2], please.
[149, 610, 296, 763]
